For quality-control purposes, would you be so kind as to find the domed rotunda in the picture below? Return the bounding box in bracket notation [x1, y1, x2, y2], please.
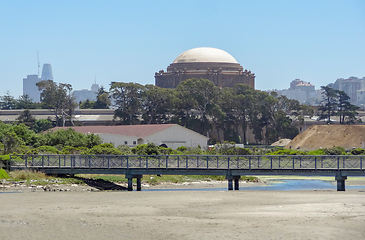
[155, 47, 255, 89]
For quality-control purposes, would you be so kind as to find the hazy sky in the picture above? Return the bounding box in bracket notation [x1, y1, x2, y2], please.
[1, 0, 364, 98]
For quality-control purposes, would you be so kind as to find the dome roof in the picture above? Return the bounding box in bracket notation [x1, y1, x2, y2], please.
[173, 47, 238, 64]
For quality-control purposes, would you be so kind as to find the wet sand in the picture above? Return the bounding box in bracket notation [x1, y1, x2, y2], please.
[1, 189, 365, 239]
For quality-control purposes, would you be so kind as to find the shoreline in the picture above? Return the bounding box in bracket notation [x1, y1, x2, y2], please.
[2, 176, 365, 193]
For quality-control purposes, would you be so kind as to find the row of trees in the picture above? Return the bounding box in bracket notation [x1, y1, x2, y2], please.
[1, 79, 360, 144]
[110, 79, 302, 144]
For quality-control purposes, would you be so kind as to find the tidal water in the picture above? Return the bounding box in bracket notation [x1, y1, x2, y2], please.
[144, 180, 365, 191]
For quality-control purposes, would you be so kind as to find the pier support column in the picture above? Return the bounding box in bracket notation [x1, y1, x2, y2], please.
[228, 179, 233, 190]
[234, 176, 240, 190]
[335, 172, 347, 191]
[126, 174, 143, 191]
[136, 176, 142, 191]
[226, 175, 234, 190]
[127, 177, 133, 191]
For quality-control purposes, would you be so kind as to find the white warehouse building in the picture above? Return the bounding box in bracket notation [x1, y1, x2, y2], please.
[50, 124, 209, 150]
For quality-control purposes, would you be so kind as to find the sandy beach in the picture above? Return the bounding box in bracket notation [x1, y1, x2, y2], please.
[1, 187, 365, 240]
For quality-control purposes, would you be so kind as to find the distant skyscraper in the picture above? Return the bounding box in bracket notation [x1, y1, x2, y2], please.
[23, 74, 42, 102]
[41, 63, 53, 80]
[73, 83, 100, 103]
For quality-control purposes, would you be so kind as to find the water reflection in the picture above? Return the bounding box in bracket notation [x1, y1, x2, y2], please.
[144, 180, 365, 191]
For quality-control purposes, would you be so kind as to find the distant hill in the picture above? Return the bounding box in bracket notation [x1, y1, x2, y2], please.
[285, 125, 365, 151]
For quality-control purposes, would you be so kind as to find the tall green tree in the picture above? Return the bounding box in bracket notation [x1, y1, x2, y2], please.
[93, 86, 111, 109]
[15, 94, 39, 109]
[32, 119, 53, 133]
[336, 89, 359, 124]
[0, 92, 16, 110]
[16, 109, 36, 128]
[110, 82, 145, 125]
[142, 85, 174, 124]
[36, 80, 77, 127]
[318, 86, 338, 123]
[79, 99, 95, 109]
[174, 78, 220, 136]
[319, 86, 359, 124]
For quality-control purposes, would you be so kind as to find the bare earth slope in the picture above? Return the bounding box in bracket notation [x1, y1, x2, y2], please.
[285, 125, 365, 151]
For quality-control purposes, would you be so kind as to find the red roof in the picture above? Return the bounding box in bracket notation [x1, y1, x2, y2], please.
[49, 124, 177, 138]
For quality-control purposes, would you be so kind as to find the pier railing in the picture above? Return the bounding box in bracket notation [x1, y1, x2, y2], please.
[10, 154, 365, 171]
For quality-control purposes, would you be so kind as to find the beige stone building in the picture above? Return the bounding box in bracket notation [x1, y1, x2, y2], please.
[155, 47, 255, 89]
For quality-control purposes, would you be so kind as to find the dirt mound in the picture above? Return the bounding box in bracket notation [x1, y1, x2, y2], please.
[285, 125, 365, 151]
[271, 138, 291, 147]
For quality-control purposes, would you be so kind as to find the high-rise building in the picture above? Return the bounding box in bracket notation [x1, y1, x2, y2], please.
[73, 83, 100, 103]
[41, 63, 53, 80]
[23, 74, 42, 102]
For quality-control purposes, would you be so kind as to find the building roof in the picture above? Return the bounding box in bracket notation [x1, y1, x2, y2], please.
[50, 124, 179, 138]
[173, 47, 238, 64]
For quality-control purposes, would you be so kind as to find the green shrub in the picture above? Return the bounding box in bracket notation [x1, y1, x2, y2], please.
[323, 146, 346, 155]
[350, 148, 365, 155]
[61, 146, 77, 154]
[81, 144, 122, 155]
[0, 169, 9, 179]
[116, 145, 132, 155]
[176, 146, 187, 152]
[307, 149, 327, 155]
[132, 143, 161, 155]
[225, 147, 252, 155]
[26, 149, 38, 155]
[37, 146, 60, 154]
[159, 147, 173, 155]
[266, 149, 307, 155]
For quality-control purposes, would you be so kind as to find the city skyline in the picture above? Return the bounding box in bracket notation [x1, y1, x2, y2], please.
[1, 0, 364, 98]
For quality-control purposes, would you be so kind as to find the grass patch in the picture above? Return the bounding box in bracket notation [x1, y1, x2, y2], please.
[9, 170, 49, 181]
[6, 170, 85, 185]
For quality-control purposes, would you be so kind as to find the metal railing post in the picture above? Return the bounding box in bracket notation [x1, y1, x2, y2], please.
[166, 156, 168, 169]
[127, 156, 129, 169]
[249, 156, 251, 170]
[146, 156, 148, 169]
[228, 157, 230, 169]
[315, 156, 317, 170]
[25, 156, 27, 168]
[299, 156, 302, 168]
[270, 157, 273, 170]
[337, 156, 340, 170]
[207, 156, 209, 169]
[42, 156, 44, 168]
[108, 156, 110, 169]
[186, 156, 188, 169]
[292, 157, 295, 170]
[361, 156, 363, 170]
[197, 156, 199, 168]
[59, 155, 61, 168]
[89, 156, 91, 169]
